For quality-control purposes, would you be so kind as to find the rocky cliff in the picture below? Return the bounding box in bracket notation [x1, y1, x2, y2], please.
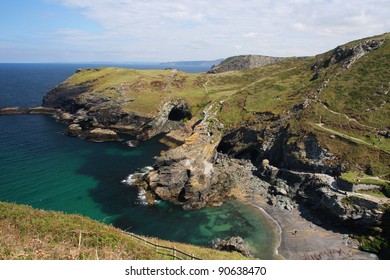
[42, 70, 194, 142]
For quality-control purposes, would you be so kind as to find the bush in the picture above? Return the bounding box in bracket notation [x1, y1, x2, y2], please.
[382, 185, 390, 198]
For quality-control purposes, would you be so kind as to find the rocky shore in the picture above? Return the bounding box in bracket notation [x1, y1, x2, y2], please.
[2, 88, 388, 259]
[249, 197, 378, 260]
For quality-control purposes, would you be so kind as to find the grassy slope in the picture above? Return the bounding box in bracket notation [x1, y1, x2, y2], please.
[59, 33, 389, 178]
[215, 33, 389, 177]
[0, 202, 248, 260]
[301, 35, 390, 176]
[64, 68, 242, 117]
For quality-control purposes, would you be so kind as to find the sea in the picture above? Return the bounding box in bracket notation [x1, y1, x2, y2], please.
[0, 63, 277, 259]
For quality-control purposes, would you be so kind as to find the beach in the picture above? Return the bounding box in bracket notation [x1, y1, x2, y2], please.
[248, 196, 378, 260]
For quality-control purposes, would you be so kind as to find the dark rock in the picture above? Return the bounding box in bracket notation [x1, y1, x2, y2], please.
[378, 130, 389, 138]
[42, 82, 91, 113]
[297, 175, 384, 228]
[140, 99, 192, 139]
[217, 127, 261, 163]
[218, 126, 337, 175]
[211, 236, 253, 257]
[0, 107, 60, 115]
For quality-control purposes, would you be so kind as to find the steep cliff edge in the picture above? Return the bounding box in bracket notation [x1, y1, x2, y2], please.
[37, 33, 389, 203]
[41, 68, 198, 141]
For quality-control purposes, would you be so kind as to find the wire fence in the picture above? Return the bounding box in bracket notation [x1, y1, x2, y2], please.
[124, 231, 203, 260]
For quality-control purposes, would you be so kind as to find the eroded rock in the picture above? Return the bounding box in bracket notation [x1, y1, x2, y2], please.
[211, 236, 253, 257]
[85, 128, 120, 142]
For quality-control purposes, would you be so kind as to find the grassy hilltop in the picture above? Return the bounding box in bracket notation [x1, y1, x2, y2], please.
[57, 33, 389, 179]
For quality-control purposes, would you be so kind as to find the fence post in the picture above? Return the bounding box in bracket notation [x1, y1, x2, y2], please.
[155, 243, 158, 253]
[191, 254, 194, 260]
[173, 246, 176, 260]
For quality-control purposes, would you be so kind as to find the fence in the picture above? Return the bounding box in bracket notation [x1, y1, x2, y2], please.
[124, 231, 203, 260]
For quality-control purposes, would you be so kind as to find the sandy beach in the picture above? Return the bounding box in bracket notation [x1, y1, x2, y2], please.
[247, 196, 378, 260]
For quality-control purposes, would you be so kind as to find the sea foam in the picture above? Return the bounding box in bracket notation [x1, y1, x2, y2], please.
[121, 166, 159, 205]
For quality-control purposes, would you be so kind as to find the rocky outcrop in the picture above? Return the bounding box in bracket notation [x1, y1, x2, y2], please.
[65, 124, 120, 141]
[41, 78, 194, 142]
[282, 133, 337, 174]
[0, 106, 60, 115]
[311, 39, 385, 80]
[209, 55, 284, 73]
[136, 102, 270, 210]
[43, 81, 92, 112]
[217, 126, 338, 175]
[211, 236, 253, 257]
[254, 161, 386, 229]
[85, 128, 120, 142]
[139, 99, 192, 139]
[293, 174, 385, 228]
[135, 103, 221, 209]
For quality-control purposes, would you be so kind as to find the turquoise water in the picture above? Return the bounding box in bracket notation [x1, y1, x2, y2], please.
[0, 64, 277, 259]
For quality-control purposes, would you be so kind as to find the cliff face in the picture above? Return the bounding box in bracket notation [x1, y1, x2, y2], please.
[35, 34, 390, 249]
[42, 74, 193, 141]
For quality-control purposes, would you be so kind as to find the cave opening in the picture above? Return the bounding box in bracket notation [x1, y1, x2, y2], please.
[178, 188, 188, 203]
[168, 107, 192, 121]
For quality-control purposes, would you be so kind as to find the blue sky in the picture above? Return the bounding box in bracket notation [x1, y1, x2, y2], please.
[1, 0, 389, 62]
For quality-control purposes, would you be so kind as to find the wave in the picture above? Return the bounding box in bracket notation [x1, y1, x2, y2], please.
[121, 166, 153, 185]
[121, 166, 159, 205]
[126, 140, 139, 147]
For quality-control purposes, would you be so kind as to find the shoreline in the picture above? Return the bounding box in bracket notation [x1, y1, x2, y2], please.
[245, 195, 378, 260]
[0, 107, 381, 260]
[247, 200, 282, 258]
[0, 106, 60, 115]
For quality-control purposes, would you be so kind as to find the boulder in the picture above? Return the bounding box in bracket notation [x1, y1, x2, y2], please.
[211, 236, 253, 257]
[65, 123, 82, 137]
[85, 128, 120, 142]
[59, 112, 74, 122]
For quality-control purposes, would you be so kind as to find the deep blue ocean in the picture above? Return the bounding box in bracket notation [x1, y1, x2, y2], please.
[0, 63, 277, 259]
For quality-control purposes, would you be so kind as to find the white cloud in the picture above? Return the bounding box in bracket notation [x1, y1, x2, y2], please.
[292, 23, 306, 31]
[33, 0, 390, 60]
[243, 32, 258, 38]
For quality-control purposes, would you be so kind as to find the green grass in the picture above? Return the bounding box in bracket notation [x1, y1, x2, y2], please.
[340, 171, 389, 186]
[359, 235, 388, 254]
[356, 189, 387, 198]
[318, 37, 390, 129]
[56, 33, 390, 177]
[0, 202, 249, 260]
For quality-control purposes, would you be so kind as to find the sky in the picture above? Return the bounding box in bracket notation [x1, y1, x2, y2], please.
[0, 0, 389, 62]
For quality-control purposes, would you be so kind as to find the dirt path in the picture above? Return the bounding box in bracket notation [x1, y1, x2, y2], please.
[320, 103, 377, 130]
[313, 123, 390, 154]
[350, 192, 390, 204]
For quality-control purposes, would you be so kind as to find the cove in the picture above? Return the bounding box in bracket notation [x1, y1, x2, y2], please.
[0, 63, 278, 259]
[0, 114, 278, 259]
